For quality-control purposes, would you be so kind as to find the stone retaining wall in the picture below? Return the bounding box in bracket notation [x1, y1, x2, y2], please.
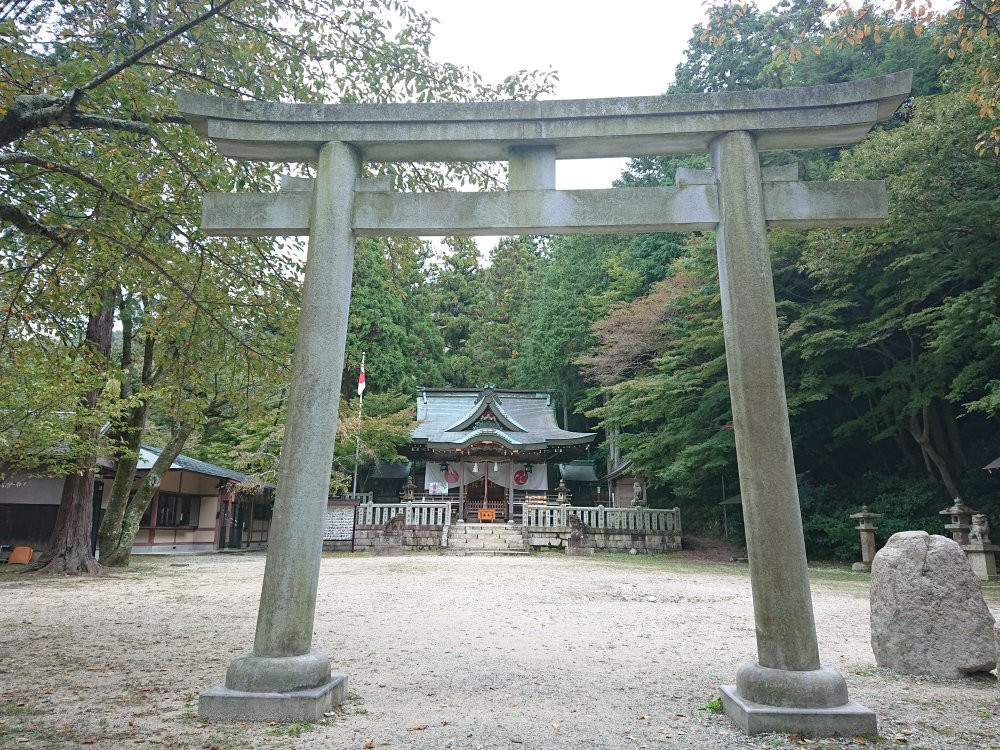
[327, 523, 680, 553]
[352, 524, 446, 552]
[527, 528, 681, 553]
[322, 539, 354, 552]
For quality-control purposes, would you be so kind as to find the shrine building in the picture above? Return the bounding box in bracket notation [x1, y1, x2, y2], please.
[401, 387, 595, 522]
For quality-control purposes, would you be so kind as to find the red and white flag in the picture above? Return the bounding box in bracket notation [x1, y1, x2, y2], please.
[357, 360, 366, 396]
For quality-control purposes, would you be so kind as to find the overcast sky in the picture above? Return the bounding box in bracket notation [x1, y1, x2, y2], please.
[412, 0, 779, 189]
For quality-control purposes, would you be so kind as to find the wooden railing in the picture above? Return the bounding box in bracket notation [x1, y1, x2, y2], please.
[356, 501, 450, 527]
[522, 505, 681, 533]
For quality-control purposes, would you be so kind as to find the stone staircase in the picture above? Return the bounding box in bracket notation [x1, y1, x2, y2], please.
[445, 522, 529, 556]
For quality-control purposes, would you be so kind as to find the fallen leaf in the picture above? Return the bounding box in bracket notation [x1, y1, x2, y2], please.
[638, 715, 648, 720]
[16, 740, 30, 744]
[407, 725, 428, 731]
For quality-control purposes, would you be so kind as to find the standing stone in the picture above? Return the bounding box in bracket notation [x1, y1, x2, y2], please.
[870, 531, 997, 678]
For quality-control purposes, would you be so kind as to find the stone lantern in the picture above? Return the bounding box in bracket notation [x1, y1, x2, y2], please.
[939, 500, 976, 545]
[848, 506, 881, 572]
[556, 478, 572, 506]
[400, 475, 416, 502]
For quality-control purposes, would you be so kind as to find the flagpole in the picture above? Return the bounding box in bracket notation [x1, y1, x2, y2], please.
[352, 353, 365, 495]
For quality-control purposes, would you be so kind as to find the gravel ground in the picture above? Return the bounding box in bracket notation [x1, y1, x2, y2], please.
[0, 551, 997, 750]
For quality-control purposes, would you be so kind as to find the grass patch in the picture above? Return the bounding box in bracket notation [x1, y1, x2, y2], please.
[268, 720, 319, 738]
[0, 700, 39, 716]
[705, 697, 723, 714]
[592, 552, 750, 577]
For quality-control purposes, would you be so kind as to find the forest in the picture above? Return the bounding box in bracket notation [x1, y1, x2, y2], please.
[2, 0, 998, 570]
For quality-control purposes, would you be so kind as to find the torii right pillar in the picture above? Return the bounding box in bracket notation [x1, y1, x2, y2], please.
[713, 130, 876, 735]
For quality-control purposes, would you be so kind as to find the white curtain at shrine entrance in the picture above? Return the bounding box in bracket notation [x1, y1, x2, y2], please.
[424, 460, 549, 493]
[461, 461, 510, 486]
[462, 461, 547, 491]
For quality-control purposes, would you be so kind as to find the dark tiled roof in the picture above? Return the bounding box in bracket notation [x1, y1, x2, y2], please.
[559, 460, 599, 482]
[138, 446, 246, 482]
[372, 461, 412, 480]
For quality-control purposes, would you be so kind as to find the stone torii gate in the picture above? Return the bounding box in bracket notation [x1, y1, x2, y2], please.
[181, 70, 912, 736]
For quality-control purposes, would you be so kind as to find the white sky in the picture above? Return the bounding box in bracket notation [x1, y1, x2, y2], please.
[414, 0, 779, 190]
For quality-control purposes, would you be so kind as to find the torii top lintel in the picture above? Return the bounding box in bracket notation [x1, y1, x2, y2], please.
[176, 71, 912, 163]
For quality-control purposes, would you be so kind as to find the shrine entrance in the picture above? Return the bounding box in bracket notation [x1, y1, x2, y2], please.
[463, 476, 508, 523]
[182, 71, 911, 735]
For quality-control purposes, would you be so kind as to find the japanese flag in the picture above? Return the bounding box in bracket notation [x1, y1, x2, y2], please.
[357, 363, 366, 396]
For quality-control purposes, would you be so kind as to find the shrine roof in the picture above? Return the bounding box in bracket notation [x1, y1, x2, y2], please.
[412, 388, 594, 452]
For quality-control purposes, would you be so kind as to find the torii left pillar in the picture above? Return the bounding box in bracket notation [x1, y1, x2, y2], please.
[199, 141, 359, 721]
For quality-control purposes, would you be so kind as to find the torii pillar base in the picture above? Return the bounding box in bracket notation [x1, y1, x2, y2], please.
[200, 675, 348, 723]
[721, 683, 876, 737]
[199, 651, 347, 722]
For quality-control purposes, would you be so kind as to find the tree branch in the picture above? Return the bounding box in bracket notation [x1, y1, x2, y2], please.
[74, 0, 239, 99]
[1, 151, 150, 212]
[0, 201, 70, 244]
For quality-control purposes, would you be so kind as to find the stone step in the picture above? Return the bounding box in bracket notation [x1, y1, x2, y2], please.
[442, 549, 530, 557]
[446, 522, 527, 553]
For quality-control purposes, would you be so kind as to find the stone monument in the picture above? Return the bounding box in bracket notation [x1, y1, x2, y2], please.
[178, 70, 912, 733]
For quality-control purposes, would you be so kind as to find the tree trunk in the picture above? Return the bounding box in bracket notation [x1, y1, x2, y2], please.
[906, 408, 963, 501]
[939, 399, 968, 471]
[32, 291, 115, 575]
[895, 429, 923, 470]
[100, 422, 195, 567]
[98, 332, 155, 560]
[928, 397, 956, 472]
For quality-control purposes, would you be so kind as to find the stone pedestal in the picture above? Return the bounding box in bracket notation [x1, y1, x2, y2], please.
[963, 543, 1000, 581]
[711, 131, 874, 736]
[199, 142, 358, 722]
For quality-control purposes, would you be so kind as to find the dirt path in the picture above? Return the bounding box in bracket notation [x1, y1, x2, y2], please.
[1, 552, 997, 750]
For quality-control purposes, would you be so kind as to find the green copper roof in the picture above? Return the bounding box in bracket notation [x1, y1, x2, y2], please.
[412, 388, 594, 452]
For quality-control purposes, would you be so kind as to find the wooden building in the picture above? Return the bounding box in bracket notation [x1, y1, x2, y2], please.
[0, 446, 271, 555]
